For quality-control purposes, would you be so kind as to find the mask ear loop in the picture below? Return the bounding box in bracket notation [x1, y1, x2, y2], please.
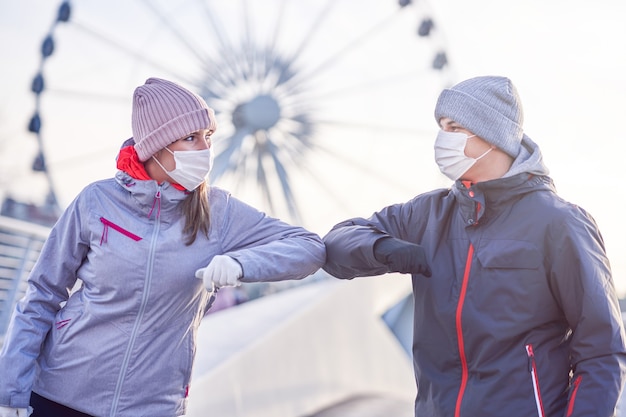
[152, 153, 172, 175]
[475, 146, 495, 161]
[465, 135, 494, 161]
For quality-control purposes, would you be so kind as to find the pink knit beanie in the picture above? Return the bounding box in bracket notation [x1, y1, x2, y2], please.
[132, 78, 217, 161]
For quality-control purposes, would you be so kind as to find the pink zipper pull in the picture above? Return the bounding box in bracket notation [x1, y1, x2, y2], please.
[148, 187, 163, 218]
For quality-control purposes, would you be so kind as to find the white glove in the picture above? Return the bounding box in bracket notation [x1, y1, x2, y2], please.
[0, 406, 30, 417]
[195, 255, 243, 289]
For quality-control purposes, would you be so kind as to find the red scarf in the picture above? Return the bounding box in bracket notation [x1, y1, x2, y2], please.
[117, 146, 186, 191]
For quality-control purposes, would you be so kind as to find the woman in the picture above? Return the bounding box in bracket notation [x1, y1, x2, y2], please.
[0, 78, 326, 417]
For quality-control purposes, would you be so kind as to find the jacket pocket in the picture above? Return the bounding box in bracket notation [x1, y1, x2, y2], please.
[100, 217, 142, 244]
[526, 344, 546, 417]
[476, 240, 541, 269]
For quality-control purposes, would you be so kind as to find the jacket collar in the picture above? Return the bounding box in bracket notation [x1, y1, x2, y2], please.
[452, 173, 555, 226]
[115, 170, 189, 220]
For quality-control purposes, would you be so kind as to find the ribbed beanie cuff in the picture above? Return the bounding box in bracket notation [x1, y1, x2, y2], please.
[132, 78, 216, 161]
[434, 76, 524, 158]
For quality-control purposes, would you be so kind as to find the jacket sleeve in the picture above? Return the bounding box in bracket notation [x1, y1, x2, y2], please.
[548, 206, 626, 416]
[213, 191, 326, 282]
[322, 218, 390, 279]
[321, 200, 419, 279]
[0, 194, 89, 408]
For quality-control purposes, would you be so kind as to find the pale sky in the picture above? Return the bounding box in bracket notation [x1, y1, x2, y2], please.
[1, 0, 625, 294]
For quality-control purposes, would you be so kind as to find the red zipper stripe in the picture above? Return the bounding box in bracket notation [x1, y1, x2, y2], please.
[100, 217, 142, 241]
[454, 243, 474, 417]
[566, 375, 582, 417]
[526, 344, 546, 417]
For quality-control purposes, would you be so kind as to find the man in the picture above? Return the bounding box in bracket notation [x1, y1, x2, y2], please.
[322, 76, 626, 417]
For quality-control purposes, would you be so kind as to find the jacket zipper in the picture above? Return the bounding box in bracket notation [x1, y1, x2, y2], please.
[526, 344, 546, 417]
[100, 217, 142, 243]
[110, 186, 162, 417]
[566, 375, 582, 416]
[454, 243, 474, 417]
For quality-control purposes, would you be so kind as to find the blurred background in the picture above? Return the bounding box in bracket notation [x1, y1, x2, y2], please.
[1, 0, 625, 291]
[0, 0, 625, 415]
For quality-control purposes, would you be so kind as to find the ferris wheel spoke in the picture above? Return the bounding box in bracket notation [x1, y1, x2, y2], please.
[212, 128, 251, 181]
[266, 138, 301, 222]
[254, 151, 274, 213]
[266, 0, 289, 63]
[197, 1, 237, 55]
[135, 1, 246, 95]
[47, 145, 124, 169]
[305, 69, 436, 102]
[138, 0, 212, 66]
[282, 7, 406, 92]
[314, 141, 418, 196]
[257, 0, 341, 90]
[241, 0, 252, 48]
[236, 0, 255, 84]
[73, 14, 235, 96]
[248, 130, 304, 222]
[196, 1, 252, 86]
[44, 89, 128, 103]
[282, 0, 338, 73]
[69, 20, 199, 87]
[203, 0, 262, 90]
[297, 159, 368, 217]
[317, 119, 433, 137]
[260, 0, 293, 93]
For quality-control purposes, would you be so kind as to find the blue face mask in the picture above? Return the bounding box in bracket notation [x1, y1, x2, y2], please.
[434, 130, 492, 181]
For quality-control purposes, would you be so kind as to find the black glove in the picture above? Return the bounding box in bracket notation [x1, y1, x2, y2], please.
[374, 237, 432, 277]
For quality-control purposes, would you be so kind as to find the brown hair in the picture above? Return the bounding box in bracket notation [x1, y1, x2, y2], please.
[180, 181, 210, 245]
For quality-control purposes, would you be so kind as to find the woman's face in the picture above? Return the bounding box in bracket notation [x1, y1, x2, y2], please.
[155, 129, 213, 171]
[144, 128, 214, 183]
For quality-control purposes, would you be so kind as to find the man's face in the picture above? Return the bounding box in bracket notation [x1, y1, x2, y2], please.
[438, 117, 493, 160]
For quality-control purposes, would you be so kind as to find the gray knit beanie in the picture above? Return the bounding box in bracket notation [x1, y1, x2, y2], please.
[132, 78, 217, 161]
[434, 76, 523, 158]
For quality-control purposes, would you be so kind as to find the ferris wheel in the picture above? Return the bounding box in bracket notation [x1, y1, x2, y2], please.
[28, 0, 454, 231]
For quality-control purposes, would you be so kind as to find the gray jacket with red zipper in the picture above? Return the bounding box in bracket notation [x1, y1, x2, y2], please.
[322, 136, 626, 417]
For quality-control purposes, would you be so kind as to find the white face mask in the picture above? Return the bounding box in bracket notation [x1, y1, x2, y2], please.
[152, 147, 214, 191]
[434, 130, 493, 181]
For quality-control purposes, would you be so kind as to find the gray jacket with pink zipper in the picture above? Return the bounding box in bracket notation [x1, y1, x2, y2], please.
[0, 170, 325, 417]
[322, 137, 626, 417]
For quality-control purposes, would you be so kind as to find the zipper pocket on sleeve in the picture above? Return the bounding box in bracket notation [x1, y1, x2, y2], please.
[100, 217, 142, 244]
[526, 344, 546, 417]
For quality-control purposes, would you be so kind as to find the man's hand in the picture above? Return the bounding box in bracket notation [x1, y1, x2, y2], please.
[374, 237, 432, 277]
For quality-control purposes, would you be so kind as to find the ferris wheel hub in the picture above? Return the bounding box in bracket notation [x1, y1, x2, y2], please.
[232, 94, 281, 131]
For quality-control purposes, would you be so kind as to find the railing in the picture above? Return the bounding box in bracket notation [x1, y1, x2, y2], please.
[0, 216, 50, 341]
